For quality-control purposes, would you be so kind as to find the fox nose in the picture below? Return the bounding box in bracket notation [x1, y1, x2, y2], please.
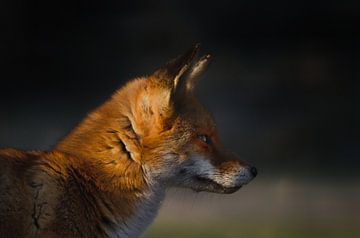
[250, 166, 258, 177]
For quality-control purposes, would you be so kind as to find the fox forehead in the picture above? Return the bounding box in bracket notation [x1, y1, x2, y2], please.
[176, 96, 217, 135]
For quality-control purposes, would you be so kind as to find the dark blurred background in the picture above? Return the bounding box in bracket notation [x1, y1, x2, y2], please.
[1, 1, 359, 237]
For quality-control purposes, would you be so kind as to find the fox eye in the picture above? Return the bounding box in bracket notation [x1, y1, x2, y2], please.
[198, 135, 211, 145]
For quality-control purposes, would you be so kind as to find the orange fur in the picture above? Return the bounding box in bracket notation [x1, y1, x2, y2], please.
[0, 44, 257, 237]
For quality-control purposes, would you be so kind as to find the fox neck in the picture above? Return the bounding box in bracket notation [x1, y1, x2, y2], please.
[55, 79, 166, 236]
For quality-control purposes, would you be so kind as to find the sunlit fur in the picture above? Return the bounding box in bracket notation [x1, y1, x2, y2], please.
[0, 45, 256, 237]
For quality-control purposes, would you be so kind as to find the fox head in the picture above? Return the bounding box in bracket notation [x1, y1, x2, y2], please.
[58, 44, 257, 194]
[123, 44, 257, 194]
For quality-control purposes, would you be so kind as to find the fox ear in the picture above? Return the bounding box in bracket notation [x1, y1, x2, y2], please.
[152, 43, 200, 92]
[185, 54, 212, 92]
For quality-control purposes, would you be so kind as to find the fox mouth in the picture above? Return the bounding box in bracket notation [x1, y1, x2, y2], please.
[193, 175, 242, 194]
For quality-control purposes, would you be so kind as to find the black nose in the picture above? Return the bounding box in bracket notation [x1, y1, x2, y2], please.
[250, 166, 258, 177]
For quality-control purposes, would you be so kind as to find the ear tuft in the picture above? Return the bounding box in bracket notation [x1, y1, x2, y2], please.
[186, 54, 212, 91]
[153, 43, 200, 89]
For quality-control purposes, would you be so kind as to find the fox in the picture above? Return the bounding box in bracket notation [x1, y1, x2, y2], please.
[0, 44, 257, 238]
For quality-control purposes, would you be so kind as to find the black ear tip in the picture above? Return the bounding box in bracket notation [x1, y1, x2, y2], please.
[186, 42, 201, 57]
[187, 42, 201, 59]
[203, 54, 212, 60]
[153, 43, 203, 84]
[194, 42, 201, 49]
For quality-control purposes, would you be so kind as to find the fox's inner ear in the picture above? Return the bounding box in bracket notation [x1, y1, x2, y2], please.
[185, 54, 212, 92]
[152, 43, 200, 92]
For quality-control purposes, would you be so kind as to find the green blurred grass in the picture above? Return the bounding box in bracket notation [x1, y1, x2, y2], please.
[144, 221, 359, 238]
[144, 178, 360, 238]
